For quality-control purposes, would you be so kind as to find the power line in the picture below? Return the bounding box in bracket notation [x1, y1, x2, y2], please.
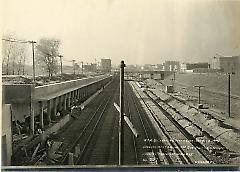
[2, 38, 30, 44]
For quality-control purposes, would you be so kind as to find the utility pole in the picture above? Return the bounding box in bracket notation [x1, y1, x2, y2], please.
[59, 55, 63, 75]
[72, 60, 76, 75]
[29, 41, 37, 85]
[22, 55, 26, 75]
[81, 61, 83, 74]
[171, 72, 176, 86]
[94, 58, 97, 72]
[194, 85, 205, 104]
[119, 60, 126, 165]
[228, 73, 233, 117]
[228, 73, 231, 117]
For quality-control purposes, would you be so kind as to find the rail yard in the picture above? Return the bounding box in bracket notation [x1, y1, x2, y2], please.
[7, 72, 239, 166]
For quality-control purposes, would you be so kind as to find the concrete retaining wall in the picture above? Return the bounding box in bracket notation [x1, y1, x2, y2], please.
[2, 75, 111, 122]
[3, 84, 33, 104]
[34, 75, 108, 98]
[2, 104, 13, 165]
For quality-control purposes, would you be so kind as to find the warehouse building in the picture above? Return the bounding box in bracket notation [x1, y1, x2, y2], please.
[210, 56, 240, 74]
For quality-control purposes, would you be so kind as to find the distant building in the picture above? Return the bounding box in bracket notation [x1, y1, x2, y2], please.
[180, 63, 187, 72]
[143, 64, 158, 70]
[210, 56, 240, 74]
[163, 61, 180, 71]
[156, 64, 164, 70]
[101, 59, 111, 73]
[186, 62, 209, 70]
[83, 63, 97, 72]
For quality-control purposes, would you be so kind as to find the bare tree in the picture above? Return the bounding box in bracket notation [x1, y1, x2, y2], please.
[2, 34, 15, 75]
[16, 44, 27, 75]
[36, 38, 61, 78]
[2, 34, 28, 75]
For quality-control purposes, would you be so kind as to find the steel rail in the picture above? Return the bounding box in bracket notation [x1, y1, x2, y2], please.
[125, 84, 139, 164]
[59, 79, 117, 164]
[144, 88, 213, 164]
[139, 91, 192, 164]
[130, 83, 162, 164]
[76, 85, 118, 164]
[60, 96, 109, 164]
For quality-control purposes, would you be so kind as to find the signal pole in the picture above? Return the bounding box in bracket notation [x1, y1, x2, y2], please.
[119, 60, 125, 165]
[194, 85, 205, 104]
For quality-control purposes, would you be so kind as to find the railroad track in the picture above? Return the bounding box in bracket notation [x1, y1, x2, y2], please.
[125, 82, 160, 164]
[76, 84, 119, 165]
[129, 81, 212, 165]
[44, 76, 120, 165]
[145, 88, 231, 164]
[34, 77, 227, 166]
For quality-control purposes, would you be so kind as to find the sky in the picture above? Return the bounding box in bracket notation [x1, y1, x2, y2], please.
[2, 0, 240, 65]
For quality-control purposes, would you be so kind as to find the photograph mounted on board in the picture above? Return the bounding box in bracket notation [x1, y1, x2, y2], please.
[1, 0, 240, 170]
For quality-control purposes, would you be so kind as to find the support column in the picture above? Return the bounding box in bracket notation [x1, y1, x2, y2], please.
[47, 99, 52, 124]
[53, 98, 57, 120]
[58, 96, 62, 112]
[89, 85, 91, 95]
[74, 90, 77, 104]
[71, 91, 74, 106]
[30, 101, 35, 135]
[82, 88, 85, 99]
[78, 88, 81, 100]
[90, 84, 93, 95]
[68, 93, 71, 109]
[39, 101, 44, 129]
[63, 94, 67, 111]
[86, 86, 88, 97]
[79, 89, 83, 101]
[77, 89, 80, 102]
[78, 89, 80, 100]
